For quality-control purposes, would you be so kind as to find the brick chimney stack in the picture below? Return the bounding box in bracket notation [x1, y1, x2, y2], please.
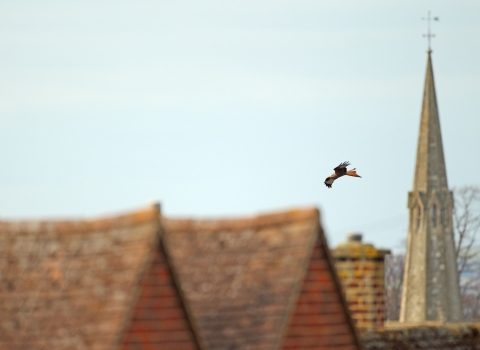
[332, 233, 390, 328]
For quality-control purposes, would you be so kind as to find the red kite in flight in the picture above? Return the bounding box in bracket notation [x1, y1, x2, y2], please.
[324, 161, 361, 188]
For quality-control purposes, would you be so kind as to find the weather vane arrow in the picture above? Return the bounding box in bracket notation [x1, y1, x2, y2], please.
[422, 11, 439, 51]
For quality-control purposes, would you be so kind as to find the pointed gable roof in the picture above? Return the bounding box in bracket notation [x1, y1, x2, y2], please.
[161, 208, 360, 350]
[0, 205, 361, 350]
[0, 205, 160, 350]
[413, 50, 449, 193]
[283, 238, 361, 350]
[120, 242, 200, 350]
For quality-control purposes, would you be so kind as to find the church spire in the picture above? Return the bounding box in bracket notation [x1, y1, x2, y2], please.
[412, 51, 448, 193]
[400, 50, 463, 322]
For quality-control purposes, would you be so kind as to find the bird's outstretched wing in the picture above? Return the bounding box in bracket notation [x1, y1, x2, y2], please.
[334, 161, 350, 177]
[324, 177, 335, 188]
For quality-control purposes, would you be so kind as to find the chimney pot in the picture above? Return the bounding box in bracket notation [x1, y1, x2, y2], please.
[347, 233, 362, 242]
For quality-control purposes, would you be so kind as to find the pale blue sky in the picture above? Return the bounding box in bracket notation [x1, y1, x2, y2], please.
[1, 1, 479, 252]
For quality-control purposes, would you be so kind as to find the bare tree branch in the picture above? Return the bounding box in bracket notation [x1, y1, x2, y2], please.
[385, 252, 405, 320]
[453, 185, 480, 320]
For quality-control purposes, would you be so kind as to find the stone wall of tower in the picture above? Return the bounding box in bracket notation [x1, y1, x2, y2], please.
[426, 191, 456, 320]
[332, 234, 390, 328]
[401, 192, 427, 321]
[401, 191, 459, 321]
[400, 158, 463, 319]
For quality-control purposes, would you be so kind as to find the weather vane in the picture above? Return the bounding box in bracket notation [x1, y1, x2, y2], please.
[422, 11, 439, 51]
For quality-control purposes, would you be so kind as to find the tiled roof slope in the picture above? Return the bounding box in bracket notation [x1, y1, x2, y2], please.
[0, 205, 160, 350]
[283, 239, 361, 350]
[120, 243, 200, 350]
[162, 208, 361, 350]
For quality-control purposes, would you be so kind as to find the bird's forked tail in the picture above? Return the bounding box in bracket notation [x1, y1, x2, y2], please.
[346, 168, 361, 178]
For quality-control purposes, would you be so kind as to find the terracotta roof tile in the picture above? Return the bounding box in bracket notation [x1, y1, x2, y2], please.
[0, 205, 362, 350]
[282, 239, 361, 350]
[0, 205, 160, 350]
[120, 243, 200, 350]
[162, 208, 322, 350]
